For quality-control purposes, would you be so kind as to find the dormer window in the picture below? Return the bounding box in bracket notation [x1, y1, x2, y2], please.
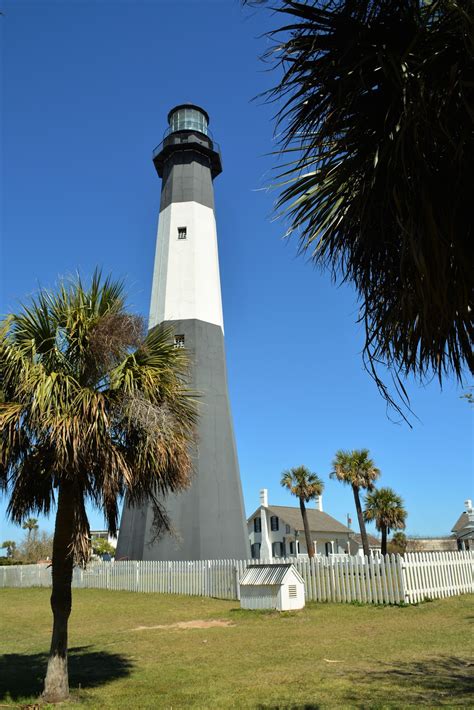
[177, 227, 187, 240]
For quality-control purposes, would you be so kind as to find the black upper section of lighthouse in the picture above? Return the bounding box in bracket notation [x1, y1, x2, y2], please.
[152, 104, 222, 212]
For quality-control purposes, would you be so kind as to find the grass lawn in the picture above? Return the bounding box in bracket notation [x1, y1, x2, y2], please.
[1, 588, 473, 709]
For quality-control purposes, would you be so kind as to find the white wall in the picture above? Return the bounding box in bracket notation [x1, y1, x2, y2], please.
[278, 576, 305, 610]
[149, 201, 224, 330]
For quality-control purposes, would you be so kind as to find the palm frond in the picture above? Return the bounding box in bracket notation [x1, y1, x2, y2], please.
[281, 464, 324, 500]
[256, 0, 474, 420]
[330, 448, 380, 489]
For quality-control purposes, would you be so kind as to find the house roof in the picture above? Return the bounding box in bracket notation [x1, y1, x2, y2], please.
[350, 533, 381, 548]
[451, 512, 470, 533]
[248, 505, 351, 535]
[451, 512, 466, 532]
[451, 511, 474, 538]
[240, 563, 304, 586]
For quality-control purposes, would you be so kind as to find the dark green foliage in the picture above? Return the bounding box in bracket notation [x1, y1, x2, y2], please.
[0, 558, 24, 566]
[254, 0, 474, 418]
[91, 538, 116, 557]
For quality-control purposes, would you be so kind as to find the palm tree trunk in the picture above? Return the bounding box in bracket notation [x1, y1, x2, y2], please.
[299, 498, 314, 558]
[352, 484, 370, 558]
[381, 525, 387, 556]
[43, 482, 76, 703]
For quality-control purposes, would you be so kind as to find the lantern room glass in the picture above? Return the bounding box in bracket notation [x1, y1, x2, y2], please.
[169, 108, 208, 136]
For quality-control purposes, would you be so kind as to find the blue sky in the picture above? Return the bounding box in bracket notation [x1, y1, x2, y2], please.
[1, 0, 472, 545]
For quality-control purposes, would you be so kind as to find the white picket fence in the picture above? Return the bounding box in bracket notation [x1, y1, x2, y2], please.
[1, 551, 472, 605]
[402, 551, 473, 603]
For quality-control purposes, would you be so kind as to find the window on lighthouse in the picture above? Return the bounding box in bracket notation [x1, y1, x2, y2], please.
[174, 335, 185, 348]
[177, 227, 187, 240]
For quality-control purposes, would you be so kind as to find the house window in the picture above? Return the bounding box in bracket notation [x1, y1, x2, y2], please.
[254, 517, 261, 533]
[272, 542, 284, 558]
[285, 524, 291, 534]
[289, 541, 295, 555]
[270, 516, 279, 532]
[251, 542, 261, 559]
[174, 334, 185, 348]
[177, 227, 187, 240]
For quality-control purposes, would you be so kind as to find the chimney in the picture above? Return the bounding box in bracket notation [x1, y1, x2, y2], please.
[465, 499, 473, 513]
[315, 495, 323, 512]
[260, 488, 268, 507]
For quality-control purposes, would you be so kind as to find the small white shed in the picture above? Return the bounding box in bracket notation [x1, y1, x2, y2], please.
[239, 563, 305, 611]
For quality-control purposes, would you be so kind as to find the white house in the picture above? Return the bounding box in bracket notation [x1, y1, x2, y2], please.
[451, 499, 474, 551]
[248, 489, 352, 559]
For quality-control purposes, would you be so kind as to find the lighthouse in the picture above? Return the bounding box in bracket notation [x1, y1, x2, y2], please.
[116, 105, 249, 561]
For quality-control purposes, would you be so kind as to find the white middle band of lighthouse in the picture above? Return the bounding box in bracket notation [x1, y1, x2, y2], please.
[148, 200, 224, 331]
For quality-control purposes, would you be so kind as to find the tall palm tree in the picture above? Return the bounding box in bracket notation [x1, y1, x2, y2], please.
[281, 465, 324, 558]
[364, 488, 407, 556]
[0, 272, 196, 703]
[330, 449, 380, 558]
[249, 0, 473, 420]
[22, 517, 39, 541]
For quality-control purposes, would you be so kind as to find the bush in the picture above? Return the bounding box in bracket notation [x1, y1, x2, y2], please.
[0, 558, 25, 566]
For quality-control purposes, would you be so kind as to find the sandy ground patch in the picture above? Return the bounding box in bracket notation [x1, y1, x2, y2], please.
[132, 619, 235, 631]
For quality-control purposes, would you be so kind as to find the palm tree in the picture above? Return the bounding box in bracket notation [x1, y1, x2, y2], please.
[250, 0, 472, 420]
[364, 488, 407, 556]
[281, 465, 324, 558]
[22, 517, 39, 541]
[330, 449, 380, 558]
[1, 540, 16, 558]
[0, 272, 196, 702]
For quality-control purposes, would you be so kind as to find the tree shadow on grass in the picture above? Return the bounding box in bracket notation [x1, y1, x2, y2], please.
[344, 656, 473, 707]
[0, 645, 133, 702]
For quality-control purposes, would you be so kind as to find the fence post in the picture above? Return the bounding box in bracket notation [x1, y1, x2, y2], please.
[234, 562, 241, 601]
[397, 554, 409, 603]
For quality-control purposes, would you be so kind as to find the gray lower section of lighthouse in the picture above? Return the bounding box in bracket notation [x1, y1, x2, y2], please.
[116, 319, 250, 561]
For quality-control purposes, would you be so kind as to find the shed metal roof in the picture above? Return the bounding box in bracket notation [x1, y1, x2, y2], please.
[240, 563, 304, 586]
